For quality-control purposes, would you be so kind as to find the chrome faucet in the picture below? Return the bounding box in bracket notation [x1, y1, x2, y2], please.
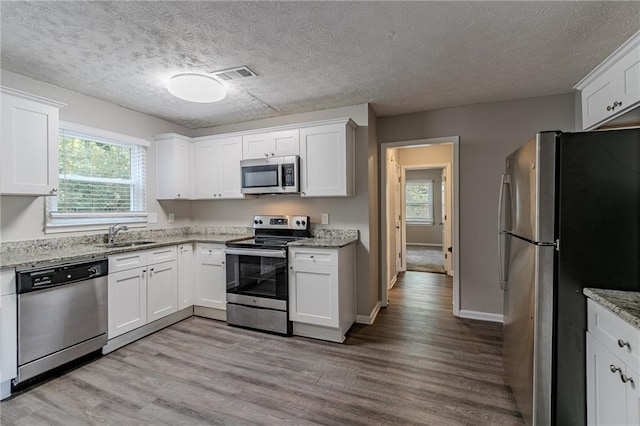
[108, 224, 129, 244]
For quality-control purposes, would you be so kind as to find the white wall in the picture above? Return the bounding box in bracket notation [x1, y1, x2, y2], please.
[379, 93, 575, 316]
[0, 70, 193, 241]
[191, 103, 380, 317]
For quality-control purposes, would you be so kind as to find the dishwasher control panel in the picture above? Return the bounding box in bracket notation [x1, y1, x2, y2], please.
[16, 258, 108, 294]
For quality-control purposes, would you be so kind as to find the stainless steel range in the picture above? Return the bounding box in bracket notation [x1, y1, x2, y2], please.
[225, 215, 310, 335]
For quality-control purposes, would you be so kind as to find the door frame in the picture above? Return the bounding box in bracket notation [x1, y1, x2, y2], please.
[401, 163, 452, 275]
[379, 136, 460, 316]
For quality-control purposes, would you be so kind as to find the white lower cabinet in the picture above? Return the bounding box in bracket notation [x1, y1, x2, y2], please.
[586, 299, 640, 425]
[108, 246, 178, 339]
[108, 267, 148, 338]
[1, 269, 17, 400]
[195, 243, 226, 310]
[177, 243, 195, 310]
[146, 261, 178, 322]
[289, 244, 356, 342]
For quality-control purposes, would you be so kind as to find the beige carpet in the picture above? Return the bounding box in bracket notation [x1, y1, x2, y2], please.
[406, 245, 446, 274]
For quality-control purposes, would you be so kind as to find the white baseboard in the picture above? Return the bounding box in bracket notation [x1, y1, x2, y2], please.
[356, 301, 381, 325]
[388, 274, 398, 290]
[459, 309, 503, 323]
[406, 243, 443, 247]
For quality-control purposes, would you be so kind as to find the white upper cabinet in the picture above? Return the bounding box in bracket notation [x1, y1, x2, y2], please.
[575, 30, 640, 130]
[0, 87, 65, 196]
[242, 129, 299, 159]
[299, 119, 356, 197]
[193, 136, 243, 199]
[155, 134, 192, 200]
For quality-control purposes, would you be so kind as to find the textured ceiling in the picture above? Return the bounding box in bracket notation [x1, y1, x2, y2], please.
[1, 1, 639, 129]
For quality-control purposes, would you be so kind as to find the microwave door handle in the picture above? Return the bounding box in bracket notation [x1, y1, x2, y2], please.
[278, 164, 284, 187]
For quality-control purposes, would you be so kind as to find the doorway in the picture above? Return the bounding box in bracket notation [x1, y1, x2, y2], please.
[380, 137, 460, 316]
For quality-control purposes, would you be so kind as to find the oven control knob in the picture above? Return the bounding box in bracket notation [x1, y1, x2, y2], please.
[254, 220, 259, 224]
[301, 220, 306, 226]
[88, 267, 98, 275]
[296, 220, 300, 226]
[259, 220, 263, 224]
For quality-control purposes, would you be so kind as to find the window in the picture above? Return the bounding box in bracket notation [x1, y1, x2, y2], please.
[405, 179, 434, 225]
[46, 122, 148, 231]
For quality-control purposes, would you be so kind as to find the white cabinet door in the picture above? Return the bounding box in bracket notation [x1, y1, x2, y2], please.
[156, 136, 192, 199]
[193, 137, 243, 199]
[177, 244, 195, 310]
[108, 267, 148, 338]
[217, 136, 243, 199]
[0, 89, 63, 196]
[289, 263, 338, 328]
[612, 43, 640, 115]
[193, 139, 219, 199]
[242, 129, 299, 159]
[299, 122, 354, 197]
[147, 260, 178, 322]
[0, 294, 17, 387]
[195, 244, 226, 310]
[271, 129, 300, 156]
[242, 133, 271, 159]
[586, 332, 628, 426]
[627, 363, 640, 426]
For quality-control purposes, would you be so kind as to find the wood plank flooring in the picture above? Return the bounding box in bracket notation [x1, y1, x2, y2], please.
[1, 271, 523, 425]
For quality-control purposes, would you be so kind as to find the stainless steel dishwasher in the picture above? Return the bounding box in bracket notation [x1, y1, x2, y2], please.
[14, 257, 108, 385]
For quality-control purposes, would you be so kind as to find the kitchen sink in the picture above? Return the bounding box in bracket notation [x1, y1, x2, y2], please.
[102, 241, 156, 248]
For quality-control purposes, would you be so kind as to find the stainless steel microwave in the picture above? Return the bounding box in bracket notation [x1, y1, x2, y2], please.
[240, 155, 299, 194]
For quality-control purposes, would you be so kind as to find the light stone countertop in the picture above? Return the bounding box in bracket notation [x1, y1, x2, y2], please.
[584, 288, 640, 329]
[289, 236, 358, 248]
[0, 227, 360, 269]
[0, 234, 253, 270]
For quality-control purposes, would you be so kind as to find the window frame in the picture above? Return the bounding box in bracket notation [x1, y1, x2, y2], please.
[45, 121, 149, 234]
[405, 178, 434, 226]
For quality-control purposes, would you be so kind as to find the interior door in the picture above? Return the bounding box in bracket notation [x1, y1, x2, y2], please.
[395, 163, 405, 272]
[441, 168, 450, 273]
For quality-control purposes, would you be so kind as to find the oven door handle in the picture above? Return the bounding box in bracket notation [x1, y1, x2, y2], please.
[224, 248, 287, 258]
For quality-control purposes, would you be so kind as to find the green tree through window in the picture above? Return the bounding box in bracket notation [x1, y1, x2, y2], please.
[405, 179, 433, 224]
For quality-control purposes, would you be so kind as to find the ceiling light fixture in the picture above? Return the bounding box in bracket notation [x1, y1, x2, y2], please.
[167, 73, 226, 103]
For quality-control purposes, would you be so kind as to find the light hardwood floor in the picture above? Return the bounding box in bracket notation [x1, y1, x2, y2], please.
[0, 272, 523, 425]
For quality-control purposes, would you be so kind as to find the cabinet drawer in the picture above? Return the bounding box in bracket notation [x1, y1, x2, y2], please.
[147, 246, 177, 264]
[290, 248, 337, 267]
[195, 243, 225, 257]
[109, 251, 147, 273]
[588, 299, 640, 369]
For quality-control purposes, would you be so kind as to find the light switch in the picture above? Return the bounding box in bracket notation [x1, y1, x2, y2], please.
[321, 213, 329, 225]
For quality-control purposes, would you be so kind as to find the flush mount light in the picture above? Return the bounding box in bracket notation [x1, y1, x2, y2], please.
[167, 73, 226, 103]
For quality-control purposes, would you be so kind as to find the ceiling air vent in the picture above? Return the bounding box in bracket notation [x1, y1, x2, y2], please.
[212, 66, 257, 81]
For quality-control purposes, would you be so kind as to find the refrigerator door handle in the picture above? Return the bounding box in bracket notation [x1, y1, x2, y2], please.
[498, 232, 509, 290]
[498, 173, 511, 232]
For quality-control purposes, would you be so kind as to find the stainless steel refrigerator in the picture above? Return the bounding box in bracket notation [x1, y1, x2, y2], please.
[498, 128, 640, 425]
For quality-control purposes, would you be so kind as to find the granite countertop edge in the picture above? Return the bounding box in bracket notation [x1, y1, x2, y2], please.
[0, 234, 253, 270]
[0, 235, 360, 270]
[584, 288, 640, 329]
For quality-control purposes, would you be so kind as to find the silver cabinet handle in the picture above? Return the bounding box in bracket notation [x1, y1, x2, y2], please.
[310, 255, 314, 259]
[607, 101, 623, 112]
[618, 339, 631, 349]
[621, 374, 634, 385]
[610, 364, 622, 374]
[264, 153, 269, 157]
[50, 187, 58, 194]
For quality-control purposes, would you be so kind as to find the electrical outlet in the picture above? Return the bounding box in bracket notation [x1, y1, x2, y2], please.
[321, 213, 329, 225]
[168, 213, 175, 223]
